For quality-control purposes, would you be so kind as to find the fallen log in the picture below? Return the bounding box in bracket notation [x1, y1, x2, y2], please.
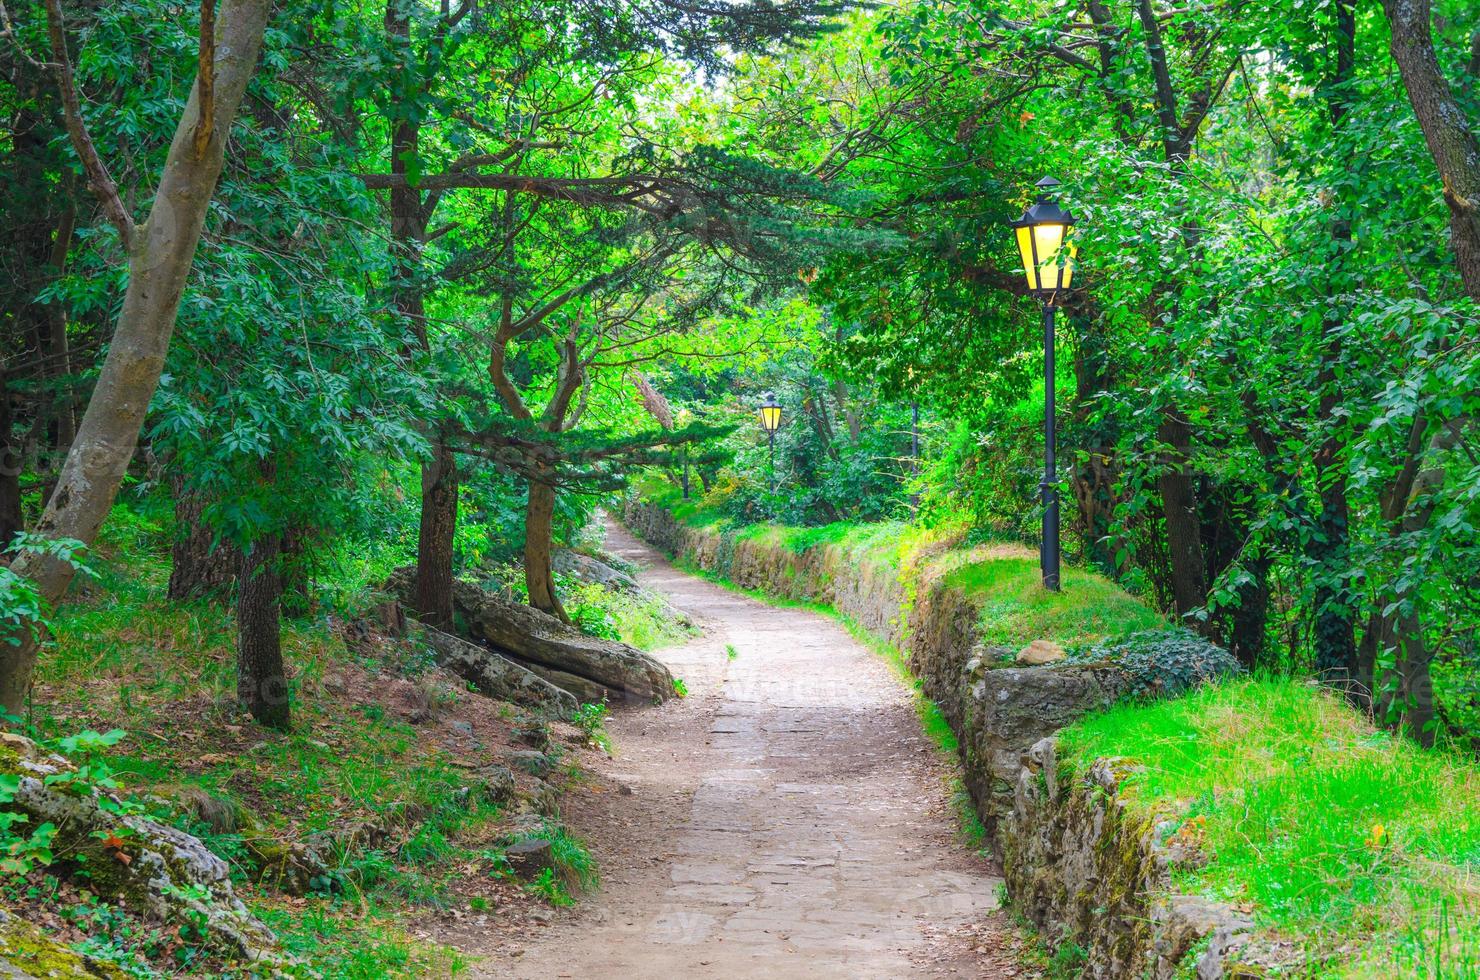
[387, 568, 674, 703]
[417, 624, 579, 717]
[448, 578, 675, 703]
[506, 658, 613, 705]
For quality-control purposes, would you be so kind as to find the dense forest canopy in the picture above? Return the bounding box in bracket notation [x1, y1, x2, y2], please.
[0, 0, 1475, 744]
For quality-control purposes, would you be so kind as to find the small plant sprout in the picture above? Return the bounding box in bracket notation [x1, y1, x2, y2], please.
[672, 677, 689, 698]
[726, 644, 738, 661]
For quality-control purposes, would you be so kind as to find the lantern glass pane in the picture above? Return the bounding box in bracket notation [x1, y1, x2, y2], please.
[1060, 240, 1078, 289]
[1015, 225, 1038, 291]
[760, 406, 782, 432]
[1033, 223, 1067, 290]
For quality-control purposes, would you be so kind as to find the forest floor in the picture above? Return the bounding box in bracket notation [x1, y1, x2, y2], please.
[452, 520, 1026, 978]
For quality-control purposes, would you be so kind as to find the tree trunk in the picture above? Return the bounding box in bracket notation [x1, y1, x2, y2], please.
[1311, 1, 1358, 691]
[279, 525, 312, 618]
[0, 370, 22, 551]
[237, 531, 289, 730]
[1383, 0, 1480, 300]
[45, 207, 77, 459]
[0, 0, 273, 714]
[1156, 414, 1209, 627]
[414, 441, 457, 628]
[167, 479, 239, 600]
[524, 476, 567, 623]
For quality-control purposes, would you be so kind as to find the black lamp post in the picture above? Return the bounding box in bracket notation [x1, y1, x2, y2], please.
[676, 408, 693, 499]
[758, 393, 783, 493]
[1011, 177, 1078, 592]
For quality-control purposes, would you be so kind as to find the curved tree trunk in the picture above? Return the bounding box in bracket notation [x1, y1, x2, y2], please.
[237, 531, 289, 730]
[1383, 0, 1480, 300]
[523, 476, 567, 623]
[0, 0, 273, 714]
[414, 441, 457, 628]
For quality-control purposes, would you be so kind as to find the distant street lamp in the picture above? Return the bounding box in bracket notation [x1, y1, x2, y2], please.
[1010, 176, 1078, 592]
[758, 393, 783, 493]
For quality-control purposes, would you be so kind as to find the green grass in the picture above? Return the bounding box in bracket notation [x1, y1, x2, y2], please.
[647, 484, 1163, 652]
[944, 556, 1164, 650]
[1058, 678, 1480, 976]
[19, 499, 586, 977]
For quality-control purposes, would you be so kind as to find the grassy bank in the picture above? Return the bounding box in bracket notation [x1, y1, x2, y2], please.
[1059, 679, 1480, 977]
[10, 501, 653, 978]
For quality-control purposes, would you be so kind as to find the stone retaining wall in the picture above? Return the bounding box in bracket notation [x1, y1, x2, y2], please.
[622, 501, 1260, 977]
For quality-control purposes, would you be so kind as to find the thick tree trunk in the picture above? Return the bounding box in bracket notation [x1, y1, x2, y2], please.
[167, 477, 238, 600]
[0, 0, 273, 714]
[1383, 0, 1480, 299]
[237, 532, 289, 730]
[415, 442, 457, 628]
[524, 476, 567, 623]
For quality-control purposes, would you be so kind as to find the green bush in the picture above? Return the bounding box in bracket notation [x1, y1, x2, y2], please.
[1075, 628, 1242, 701]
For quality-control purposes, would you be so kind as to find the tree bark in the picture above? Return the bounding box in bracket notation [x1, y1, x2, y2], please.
[524, 474, 567, 623]
[1383, 0, 1480, 300]
[0, 0, 273, 714]
[1156, 414, 1210, 626]
[167, 478, 239, 600]
[415, 442, 457, 628]
[43, 206, 77, 459]
[383, 0, 460, 631]
[237, 531, 289, 730]
[0, 369, 21, 551]
[1311, 0, 1358, 691]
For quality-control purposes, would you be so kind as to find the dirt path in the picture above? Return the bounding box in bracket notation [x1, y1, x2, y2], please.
[475, 520, 1014, 978]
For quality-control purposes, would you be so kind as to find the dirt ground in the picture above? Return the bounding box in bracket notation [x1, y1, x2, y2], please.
[455, 520, 1024, 979]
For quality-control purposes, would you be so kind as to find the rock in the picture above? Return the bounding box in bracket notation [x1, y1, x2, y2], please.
[518, 778, 561, 817]
[1016, 639, 1067, 665]
[0, 908, 129, 978]
[390, 570, 674, 703]
[475, 765, 517, 805]
[0, 734, 285, 966]
[553, 548, 640, 592]
[447, 719, 475, 738]
[504, 839, 555, 880]
[1003, 741, 1286, 979]
[514, 717, 551, 750]
[415, 623, 580, 718]
[508, 750, 553, 779]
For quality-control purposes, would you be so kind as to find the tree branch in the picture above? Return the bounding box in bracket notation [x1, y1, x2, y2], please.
[192, 0, 216, 158]
[43, 0, 134, 248]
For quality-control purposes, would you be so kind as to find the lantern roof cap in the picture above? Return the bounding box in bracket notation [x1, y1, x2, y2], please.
[1011, 176, 1077, 228]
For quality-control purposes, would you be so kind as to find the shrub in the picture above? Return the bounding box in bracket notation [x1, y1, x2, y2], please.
[1076, 628, 1242, 701]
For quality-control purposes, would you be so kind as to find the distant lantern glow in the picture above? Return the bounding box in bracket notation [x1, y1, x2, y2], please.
[758, 394, 783, 435]
[1011, 177, 1078, 299]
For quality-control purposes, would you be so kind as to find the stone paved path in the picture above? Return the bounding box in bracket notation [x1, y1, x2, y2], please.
[483, 520, 1008, 978]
